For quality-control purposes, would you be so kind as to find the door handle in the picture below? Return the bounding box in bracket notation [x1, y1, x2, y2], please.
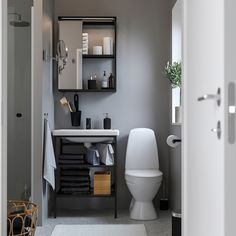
[197, 88, 221, 106]
[211, 121, 221, 139]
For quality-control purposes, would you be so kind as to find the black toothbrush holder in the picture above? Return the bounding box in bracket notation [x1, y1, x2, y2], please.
[70, 111, 81, 126]
[71, 93, 81, 126]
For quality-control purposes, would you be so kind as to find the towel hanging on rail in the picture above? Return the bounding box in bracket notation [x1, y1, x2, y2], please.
[43, 118, 57, 190]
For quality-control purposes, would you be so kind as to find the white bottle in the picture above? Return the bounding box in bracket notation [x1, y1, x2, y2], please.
[101, 71, 109, 88]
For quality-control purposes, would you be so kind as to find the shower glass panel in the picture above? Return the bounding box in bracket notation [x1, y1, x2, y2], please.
[7, 0, 32, 200]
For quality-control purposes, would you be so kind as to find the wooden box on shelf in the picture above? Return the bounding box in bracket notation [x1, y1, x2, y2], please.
[94, 171, 111, 195]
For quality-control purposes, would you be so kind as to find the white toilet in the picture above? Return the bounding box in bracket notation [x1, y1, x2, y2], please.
[125, 128, 163, 220]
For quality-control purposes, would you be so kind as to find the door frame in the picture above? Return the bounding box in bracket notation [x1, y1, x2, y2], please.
[0, 0, 8, 234]
[31, 0, 44, 225]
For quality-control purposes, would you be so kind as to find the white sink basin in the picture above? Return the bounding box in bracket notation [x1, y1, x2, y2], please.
[52, 129, 119, 143]
[52, 129, 119, 137]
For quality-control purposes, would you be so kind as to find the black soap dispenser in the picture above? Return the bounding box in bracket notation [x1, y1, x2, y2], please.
[103, 113, 111, 129]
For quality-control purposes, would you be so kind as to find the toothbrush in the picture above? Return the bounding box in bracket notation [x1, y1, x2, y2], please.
[60, 97, 73, 112]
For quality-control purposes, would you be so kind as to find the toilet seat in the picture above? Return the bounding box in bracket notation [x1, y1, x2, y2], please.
[125, 169, 163, 179]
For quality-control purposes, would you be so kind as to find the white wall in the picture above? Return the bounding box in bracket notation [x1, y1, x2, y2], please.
[54, 0, 172, 210]
[169, 124, 181, 210]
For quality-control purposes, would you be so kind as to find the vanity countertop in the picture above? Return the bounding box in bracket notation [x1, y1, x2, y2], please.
[52, 129, 120, 137]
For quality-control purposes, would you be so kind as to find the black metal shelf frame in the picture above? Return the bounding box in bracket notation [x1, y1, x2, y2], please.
[58, 164, 115, 169]
[53, 134, 118, 218]
[56, 191, 116, 198]
[83, 55, 115, 59]
[57, 16, 117, 93]
[58, 89, 116, 93]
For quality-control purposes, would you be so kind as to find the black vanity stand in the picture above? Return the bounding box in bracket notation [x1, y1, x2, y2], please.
[52, 133, 118, 219]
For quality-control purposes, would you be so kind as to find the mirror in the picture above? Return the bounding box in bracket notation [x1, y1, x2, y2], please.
[58, 20, 83, 90]
[57, 40, 68, 74]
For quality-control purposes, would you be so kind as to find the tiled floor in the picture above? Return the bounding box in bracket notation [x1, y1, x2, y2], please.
[35, 209, 171, 236]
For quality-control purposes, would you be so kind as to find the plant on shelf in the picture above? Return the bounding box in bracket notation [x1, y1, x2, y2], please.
[163, 61, 182, 124]
[163, 61, 181, 88]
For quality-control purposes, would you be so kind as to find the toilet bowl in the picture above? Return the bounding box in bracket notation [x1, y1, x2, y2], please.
[125, 128, 163, 220]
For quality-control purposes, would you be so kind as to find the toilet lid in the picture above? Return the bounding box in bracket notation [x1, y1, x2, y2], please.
[125, 169, 163, 178]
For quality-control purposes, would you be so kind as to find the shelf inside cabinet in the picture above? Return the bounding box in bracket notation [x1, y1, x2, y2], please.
[83, 55, 115, 59]
[58, 89, 116, 93]
[59, 163, 115, 169]
[83, 21, 115, 26]
[56, 190, 115, 198]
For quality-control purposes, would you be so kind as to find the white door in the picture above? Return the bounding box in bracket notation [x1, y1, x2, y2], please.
[183, 0, 236, 235]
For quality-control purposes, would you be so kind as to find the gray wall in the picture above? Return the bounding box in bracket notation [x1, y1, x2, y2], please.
[32, 0, 54, 225]
[54, 0, 172, 210]
[169, 125, 181, 210]
[169, 0, 181, 211]
[42, 0, 55, 220]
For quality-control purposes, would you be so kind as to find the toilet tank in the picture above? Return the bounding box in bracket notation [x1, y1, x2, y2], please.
[125, 128, 159, 170]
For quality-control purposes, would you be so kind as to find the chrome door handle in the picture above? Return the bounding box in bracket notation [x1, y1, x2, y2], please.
[198, 94, 220, 101]
[197, 88, 221, 106]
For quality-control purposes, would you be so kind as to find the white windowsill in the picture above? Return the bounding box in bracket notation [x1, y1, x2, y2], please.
[171, 122, 182, 126]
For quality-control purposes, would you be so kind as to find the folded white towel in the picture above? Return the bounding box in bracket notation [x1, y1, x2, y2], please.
[96, 144, 114, 166]
[43, 119, 57, 190]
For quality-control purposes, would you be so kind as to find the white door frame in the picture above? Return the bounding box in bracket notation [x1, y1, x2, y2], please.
[31, 0, 44, 225]
[0, 0, 8, 234]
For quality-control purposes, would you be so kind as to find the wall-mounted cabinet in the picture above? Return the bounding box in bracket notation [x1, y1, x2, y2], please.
[58, 17, 117, 92]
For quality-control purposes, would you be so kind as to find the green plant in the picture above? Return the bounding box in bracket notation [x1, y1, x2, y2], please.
[163, 61, 181, 88]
